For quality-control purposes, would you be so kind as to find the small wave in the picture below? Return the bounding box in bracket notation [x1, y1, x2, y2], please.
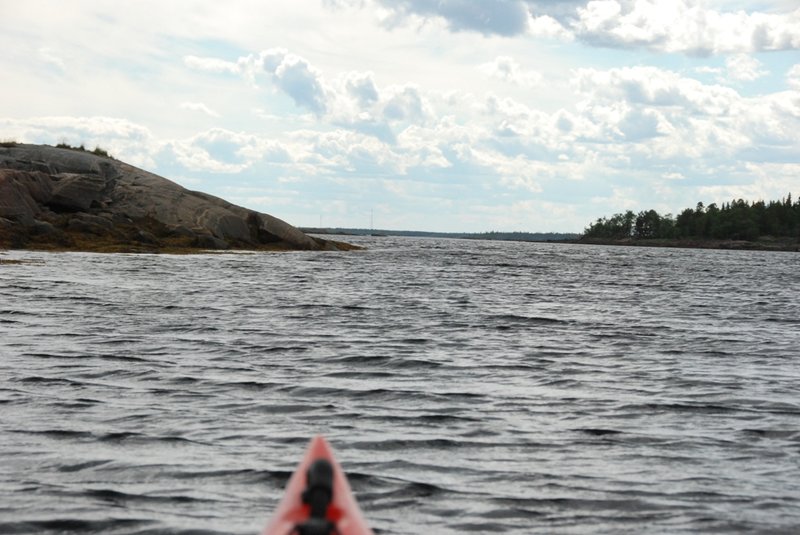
[449, 521, 515, 532]
[482, 507, 546, 520]
[740, 429, 800, 441]
[387, 358, 443, 369]
[57, 460, 114, 473]
[0, 309, 38, 316]
[169, 375, 202, 384]
[349, 437, 506, 451]
[95, 353, 150, 363]
[15, 429, 207, 446]
[619, 402, 749, 415]
[250, 403, 326, 414]
[575, 428, 624, 437]
[489, 314, 569, 325]
[13, 429, 94, 439]
[84, 488, 216, 505]
[323, 370, 395, 379]
[259, 345, 310, 353]
[341, 304, 372, 310]
[0, 518, 153, 533]
[221, 380, 283, 391]
[98, 432, 206, 445]
[381, 480, 444, 498]
[376, 458, 488, 476]
[332, 355, 393, 365]
[377, 413, 481, 425]
[167, 467, 288, 484]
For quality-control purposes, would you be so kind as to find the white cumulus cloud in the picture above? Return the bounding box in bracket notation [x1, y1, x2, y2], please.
[725, 54, 767, 82]
[375, 0, 532, 36]
[344, 72, 380, 107]
[571, 0, 800, 55]
[341, 0, 800, 55]
[264, 52, 332, 116]
[479, 56, 543, 87]
[787, 64, 800, 90]
[183, 55, 241, 74]
[0, 116, 159, 168]
[574, 66, 741, 115]
[179, 102, 220, 117]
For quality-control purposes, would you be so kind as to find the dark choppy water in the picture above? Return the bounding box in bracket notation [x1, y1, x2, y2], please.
[2, 237, 800, 534]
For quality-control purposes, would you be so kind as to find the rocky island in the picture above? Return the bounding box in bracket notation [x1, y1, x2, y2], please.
[0, 143, 356, 253]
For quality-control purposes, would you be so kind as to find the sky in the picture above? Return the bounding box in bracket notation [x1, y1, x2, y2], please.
[1, 1, 799, 232]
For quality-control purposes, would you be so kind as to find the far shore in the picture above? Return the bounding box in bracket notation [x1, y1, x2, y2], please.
[4, 234, 797, 255]
[306, 229, 799, 252]
[576, 236, 799, 252]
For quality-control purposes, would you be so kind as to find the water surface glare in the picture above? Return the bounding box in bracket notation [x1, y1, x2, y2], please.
[1, 237, 799, 534]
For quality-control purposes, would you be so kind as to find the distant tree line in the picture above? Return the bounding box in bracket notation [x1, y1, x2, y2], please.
[584, 195, 800, 241]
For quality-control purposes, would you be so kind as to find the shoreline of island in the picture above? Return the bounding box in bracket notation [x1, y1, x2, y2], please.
[574, 236, 799, 252]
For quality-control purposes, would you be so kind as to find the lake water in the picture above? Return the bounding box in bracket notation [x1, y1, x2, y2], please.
[1, 237, 799, 534]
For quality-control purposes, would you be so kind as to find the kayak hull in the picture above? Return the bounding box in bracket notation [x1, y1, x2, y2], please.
[263, 436, 373, 535]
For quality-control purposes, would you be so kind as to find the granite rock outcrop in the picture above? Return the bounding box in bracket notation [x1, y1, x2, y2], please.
[0, 143, 351, 251]
[0, 144, 351, 252]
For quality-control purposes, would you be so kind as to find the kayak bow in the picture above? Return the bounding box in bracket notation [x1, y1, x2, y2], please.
[263, 436, 373, 535]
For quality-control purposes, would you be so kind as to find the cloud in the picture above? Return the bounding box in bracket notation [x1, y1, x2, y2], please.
[574, 66, 740, 115]
[381, 85, 427, 122]
[38, 47, 66, 72]
[298, 129, 405, 175]
[787, 64, 800, 89]
[186, 48, 334, 116]
[479, 56, 543, 87]
[725, 54, 767, 82]
[376, 0, 531, 36]
[616, 107, 664, 141]
[567, 64, 800, 174]
[184, 46, 437, 143]
[697, 162, 800, 204]
[269, 54, 331, 116]
[358, 0, 800, 55]
[168, 128, 295, 174]
[183, 55, 240, 74]
[330, 80, 432, 144]
[0, 116, 159, 168]
[190, 129, 254, 163]
[528, 14, 573, 39]
[170, 144, 248, 173]
[344, 72, 380, 107]
[179, 102, 220, 117]
[333, 0, 568, 38]
[570, 0, 800, 55]
[695, 66, 722, 76]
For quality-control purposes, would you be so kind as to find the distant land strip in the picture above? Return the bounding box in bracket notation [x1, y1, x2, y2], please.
[302, 228, 580, 242]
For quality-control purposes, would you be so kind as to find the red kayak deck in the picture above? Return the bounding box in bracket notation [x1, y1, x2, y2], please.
[263, 436, 373, 535]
